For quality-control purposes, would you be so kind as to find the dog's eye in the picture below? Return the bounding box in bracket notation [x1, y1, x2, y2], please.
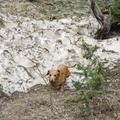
[49, 74, 52, 76]
[54, 75, 57, 77]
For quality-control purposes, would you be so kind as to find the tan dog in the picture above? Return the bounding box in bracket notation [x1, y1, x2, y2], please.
[46, 64, 76, 91]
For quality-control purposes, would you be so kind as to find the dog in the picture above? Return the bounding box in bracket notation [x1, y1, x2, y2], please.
[46, 64, 76, 91]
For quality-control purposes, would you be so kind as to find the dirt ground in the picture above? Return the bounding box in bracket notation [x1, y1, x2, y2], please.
[0, 62, 120, 120]
[0, 0, 88, 20]
[0, 65, 120, 120]
[0, 85, 80, 120]
[0, 0, 120, 120]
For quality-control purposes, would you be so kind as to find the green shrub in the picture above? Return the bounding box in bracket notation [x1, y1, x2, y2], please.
[110, 0, 120, 23]
[73, 42, 109, 116]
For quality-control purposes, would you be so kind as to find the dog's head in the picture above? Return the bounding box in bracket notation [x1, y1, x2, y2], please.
[46, 70, 60, 82]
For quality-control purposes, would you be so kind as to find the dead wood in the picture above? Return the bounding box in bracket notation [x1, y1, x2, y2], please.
[87, 0, 111, 39]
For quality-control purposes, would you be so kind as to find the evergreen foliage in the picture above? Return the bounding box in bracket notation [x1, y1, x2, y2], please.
[110, 0, 120, 23]
[73, 42, 108, 116]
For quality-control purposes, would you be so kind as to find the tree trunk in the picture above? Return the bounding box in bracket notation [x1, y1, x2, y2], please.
[87, 0, 111, 39]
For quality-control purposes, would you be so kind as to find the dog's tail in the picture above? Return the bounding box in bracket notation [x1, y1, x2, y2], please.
[67, 64, 76, 68]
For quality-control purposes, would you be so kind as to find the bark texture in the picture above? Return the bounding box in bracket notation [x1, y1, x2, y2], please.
[87, 0, 111, 39]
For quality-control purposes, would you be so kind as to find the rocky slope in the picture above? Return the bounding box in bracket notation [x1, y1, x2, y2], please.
[0, 0, 120, 95]
[0, 13, 120, 94]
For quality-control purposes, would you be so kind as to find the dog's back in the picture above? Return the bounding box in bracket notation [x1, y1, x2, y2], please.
[57, 64, 76, 77]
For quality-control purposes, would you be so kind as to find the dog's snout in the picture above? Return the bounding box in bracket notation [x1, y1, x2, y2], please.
[50, 79, 54, 82]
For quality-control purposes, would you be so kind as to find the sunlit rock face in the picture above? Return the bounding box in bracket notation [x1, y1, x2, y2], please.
[0, 14, 120, 95]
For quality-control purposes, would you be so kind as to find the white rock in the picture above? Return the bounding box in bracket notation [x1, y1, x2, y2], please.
[0, 13, 120, 94]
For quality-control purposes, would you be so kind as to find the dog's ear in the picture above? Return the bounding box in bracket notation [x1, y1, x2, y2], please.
[57, 70, 60, 73]
[46, 70, 50, 75]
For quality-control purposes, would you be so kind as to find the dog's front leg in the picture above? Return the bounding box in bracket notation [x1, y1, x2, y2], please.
[59, 83, 65, 92]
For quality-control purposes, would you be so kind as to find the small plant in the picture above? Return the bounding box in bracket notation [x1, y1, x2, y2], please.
[39, 9, 47, 14]
[73, 42, 108, 116]
[110, 0, 120, 23]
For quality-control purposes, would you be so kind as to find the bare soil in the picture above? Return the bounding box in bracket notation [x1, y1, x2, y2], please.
[0, 65, 120, 120]
[0, 85, 80, 120]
